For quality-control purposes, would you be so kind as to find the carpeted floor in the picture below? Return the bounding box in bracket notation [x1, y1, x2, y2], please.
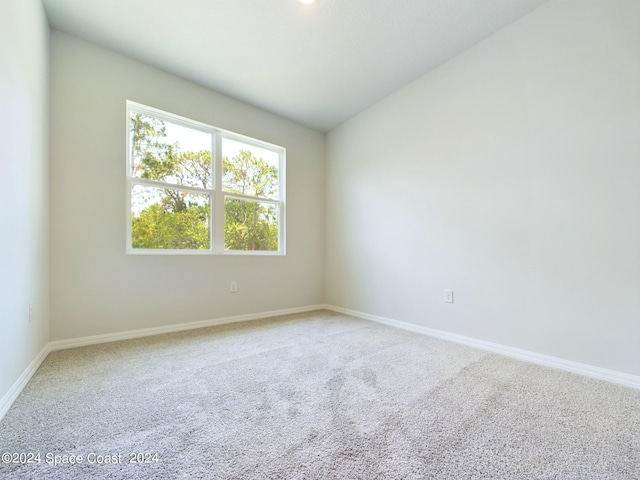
[0, 310, 639, 479]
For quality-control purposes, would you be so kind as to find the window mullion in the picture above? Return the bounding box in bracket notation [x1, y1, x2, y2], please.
[213, 131, 224, 254]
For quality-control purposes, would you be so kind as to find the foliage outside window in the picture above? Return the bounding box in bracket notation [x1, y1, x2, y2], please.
[126, 101, 285, 254]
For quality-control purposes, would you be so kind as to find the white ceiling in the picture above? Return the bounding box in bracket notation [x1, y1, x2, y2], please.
[42, 0, 549, 132]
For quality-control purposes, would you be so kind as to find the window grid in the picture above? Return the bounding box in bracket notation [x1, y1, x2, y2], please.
[126, 101, 285, 255]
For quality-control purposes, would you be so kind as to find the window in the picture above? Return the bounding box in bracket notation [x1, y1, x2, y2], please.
[126, 101, 285, 254]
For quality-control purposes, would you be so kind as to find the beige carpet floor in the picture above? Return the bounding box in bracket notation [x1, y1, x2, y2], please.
[0, 310, 639, 479]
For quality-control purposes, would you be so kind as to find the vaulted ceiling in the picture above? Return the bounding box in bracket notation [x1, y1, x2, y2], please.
[42, 0, 549, 132]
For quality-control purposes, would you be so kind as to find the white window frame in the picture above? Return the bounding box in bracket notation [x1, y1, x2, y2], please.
[126, 101, 286, 255]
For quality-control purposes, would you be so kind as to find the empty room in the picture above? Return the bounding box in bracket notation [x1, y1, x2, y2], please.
[1, 0, 639, 478]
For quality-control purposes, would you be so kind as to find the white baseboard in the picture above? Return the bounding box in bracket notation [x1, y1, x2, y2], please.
[0, 344, 51, 422]
[4, 303, 637, 424]
[48, 304, 326, 351]
[0, 304, 325, 422]
[324, 304, 640, 391]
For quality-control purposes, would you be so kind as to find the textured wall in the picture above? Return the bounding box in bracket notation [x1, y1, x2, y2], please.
[0, 0, 50, 400]
[50, 32, 325, 340]
[326, 0, 640, 376]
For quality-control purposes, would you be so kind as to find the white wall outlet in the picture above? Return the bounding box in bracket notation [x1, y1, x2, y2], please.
[29, 302, 35, 322]
[444, 290, 454, 304]
[230, 281, 237, 293]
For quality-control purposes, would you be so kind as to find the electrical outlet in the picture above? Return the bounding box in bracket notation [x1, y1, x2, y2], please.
[444, 290, 454, 304]
[230, 281, 237, 293]
[29, 302, 35, 322]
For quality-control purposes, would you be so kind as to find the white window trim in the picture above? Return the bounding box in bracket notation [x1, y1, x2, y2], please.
[125, 101, 286, 255]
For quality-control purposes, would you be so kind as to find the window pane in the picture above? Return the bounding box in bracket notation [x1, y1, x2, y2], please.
[222, 137, 279, 199]
[130, 113, 212, 189]
[131, 184, 210, 250]
[224, 198, 278, 251]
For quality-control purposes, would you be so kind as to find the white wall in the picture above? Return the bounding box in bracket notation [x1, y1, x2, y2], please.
[50, 32, 325, 340]
[0, 0, 50, 398]
[326, 0, 640, 376]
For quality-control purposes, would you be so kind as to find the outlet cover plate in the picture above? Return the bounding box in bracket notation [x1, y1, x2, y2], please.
[444, 290, 454, 304]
